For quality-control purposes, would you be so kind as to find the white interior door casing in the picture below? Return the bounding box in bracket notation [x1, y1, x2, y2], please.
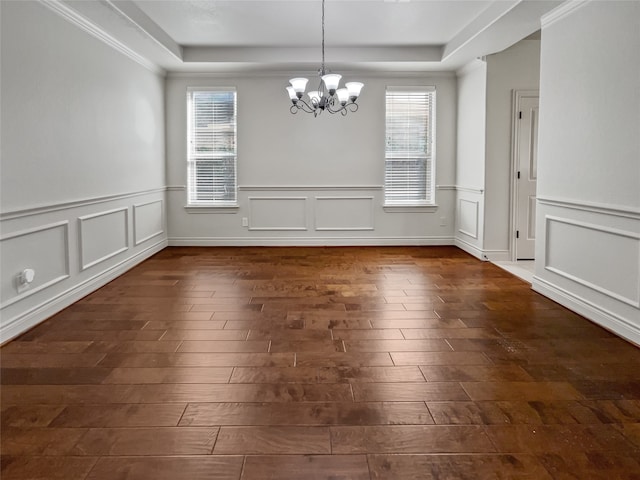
[515, 94, 539, 260]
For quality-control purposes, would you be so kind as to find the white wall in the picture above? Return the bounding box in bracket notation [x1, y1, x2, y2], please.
[454, 60, 487, 258]
[165, 74, 458, 245]
[453, 39, 540, 261]
[533, 1, 640, 345]
[0, 1, 167, 342]
[484, 39, 541, 257]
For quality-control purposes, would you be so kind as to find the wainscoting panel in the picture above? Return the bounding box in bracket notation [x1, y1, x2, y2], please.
[1, 189, 167, 343]
[168, 185, 456, 246]
[78, 207, 129, 270]
[315, 196, 374, 231]
[458, 199, 479, 239]
[454, 188, 490, 260]
[248, 197, 307, 231]
[0, 222, 70, 309]
[134, 200, 164, 245]
[545, 215, 639, 308]
[533, 197, 640, 345]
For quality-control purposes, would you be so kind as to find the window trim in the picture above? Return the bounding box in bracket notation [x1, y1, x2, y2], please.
[384, 86, 436, 208]
[183, 204, 240, 214]
[383, 204, 438, 213]
[186, 86, 238, 207]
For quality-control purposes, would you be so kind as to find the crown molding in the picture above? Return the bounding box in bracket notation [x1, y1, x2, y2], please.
[38, 0, 164, 76]
[542, 0, 591, 28]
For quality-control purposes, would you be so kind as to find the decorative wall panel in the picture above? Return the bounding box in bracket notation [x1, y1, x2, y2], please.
[315, 197, 374, 231]
[79, 207, 129, 270]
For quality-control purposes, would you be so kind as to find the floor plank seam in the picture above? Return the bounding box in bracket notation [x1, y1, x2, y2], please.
[2, 247, 640, 478]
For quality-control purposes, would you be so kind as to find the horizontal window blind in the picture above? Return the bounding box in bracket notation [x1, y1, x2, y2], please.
[187, 89, 237, 205]
[385, 88, 435, 205]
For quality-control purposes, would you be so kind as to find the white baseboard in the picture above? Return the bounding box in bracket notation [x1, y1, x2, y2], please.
[532, 275, 640, 347]
[482, 250, 511, 262]
[454, 237, 510, 262]
[454, 237, 485, 260]
[168, 236, 456, 247]
[0, 239, 168, 344]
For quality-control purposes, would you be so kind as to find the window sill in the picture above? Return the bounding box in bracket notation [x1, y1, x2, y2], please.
[383, 204, 438, 213]
[184, 204, 239, 214]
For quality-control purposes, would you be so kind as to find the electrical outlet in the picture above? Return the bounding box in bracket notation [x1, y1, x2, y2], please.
[18, 269, 36, 285]
[16, 268, 35, 293]
[242, 217, 249, 227]
[439, 216, 447, 226]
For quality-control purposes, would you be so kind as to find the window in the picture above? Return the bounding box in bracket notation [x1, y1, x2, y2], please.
[384, 87, 435, 206]
[187, 88, 237, 205]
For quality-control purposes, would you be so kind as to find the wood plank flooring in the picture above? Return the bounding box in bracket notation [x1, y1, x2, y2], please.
[2, 246, 640, 479]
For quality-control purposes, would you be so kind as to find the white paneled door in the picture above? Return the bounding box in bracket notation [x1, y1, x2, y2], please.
[515, 94, 539, 260]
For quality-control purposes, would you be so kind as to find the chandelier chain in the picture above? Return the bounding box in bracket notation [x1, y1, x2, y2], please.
[321, 0, 325, 74]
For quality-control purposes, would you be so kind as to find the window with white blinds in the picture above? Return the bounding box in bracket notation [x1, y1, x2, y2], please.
[187, 88, 237, 205]
[384, 87, 435, 205]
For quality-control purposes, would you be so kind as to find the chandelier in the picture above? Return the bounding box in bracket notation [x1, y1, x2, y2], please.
[285, 0, 364, 116]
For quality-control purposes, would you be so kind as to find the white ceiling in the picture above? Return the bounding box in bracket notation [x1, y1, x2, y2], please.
[60, 0, 561, 73]
[131, 0, 493, 47]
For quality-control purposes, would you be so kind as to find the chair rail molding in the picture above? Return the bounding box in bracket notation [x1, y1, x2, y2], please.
[537, 195, 640, 219]
[437, 185, 485, 194]
[0, 187, 167, 221]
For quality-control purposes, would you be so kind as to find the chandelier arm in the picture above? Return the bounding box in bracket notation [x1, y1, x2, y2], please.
[330, 100, 359, 115]
[295, 99, 317, 114]
[326, 101, 344, 115]
[326, 96, 358, 115]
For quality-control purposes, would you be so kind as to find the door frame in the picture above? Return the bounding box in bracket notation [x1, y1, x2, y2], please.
[509, 89, 539, 262]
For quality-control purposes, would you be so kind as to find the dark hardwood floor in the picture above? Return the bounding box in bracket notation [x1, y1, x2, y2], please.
[1, 246, 639, 479]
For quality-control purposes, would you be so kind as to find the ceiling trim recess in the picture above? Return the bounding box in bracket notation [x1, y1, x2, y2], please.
[182, 46, 443, 65]
[442, 0, 521, 61]
[102, 0, 184, 61]
[541, 0, 591, 28]
[165, 70, 457, 79]
[38, 0, 557, 74]
[38, 0, 165, 75]
[443, 0, 561, 69]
